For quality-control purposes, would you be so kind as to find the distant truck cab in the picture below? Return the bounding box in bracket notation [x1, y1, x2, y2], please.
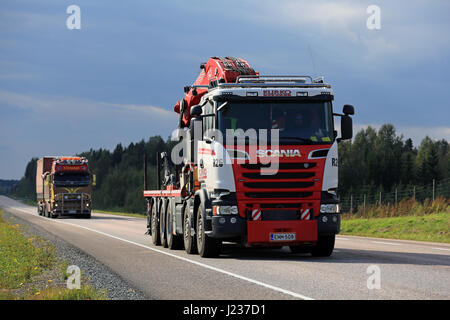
[36, 156, 95, 219]
[143, 57, 354, 257]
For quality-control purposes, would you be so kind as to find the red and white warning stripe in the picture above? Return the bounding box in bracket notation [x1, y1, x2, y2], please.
[251, 208, 262, 221]
[300, 209, 310, 220]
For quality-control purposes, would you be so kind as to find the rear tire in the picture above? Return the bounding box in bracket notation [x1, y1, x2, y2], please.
[311, 234, 335, 257]
[160, 199, 168, 248]
[146, 202, 152, 235]
[151, 200, 161, 246]
[183, 202, 197, 254]
[196, 205, 221, 258]
[50, 210, 57, 219]
[166, 201, 183, 250]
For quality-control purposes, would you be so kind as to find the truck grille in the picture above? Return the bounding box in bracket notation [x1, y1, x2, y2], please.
[237, 161, 318, 200]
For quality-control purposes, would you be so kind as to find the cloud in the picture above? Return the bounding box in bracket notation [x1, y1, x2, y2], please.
[0, 90, 173, 119]
[0, 90, 177, 179]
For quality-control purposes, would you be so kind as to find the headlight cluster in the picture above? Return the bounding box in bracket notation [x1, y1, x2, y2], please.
[213, 205, 238, 215]
[320, 204, 340, 214]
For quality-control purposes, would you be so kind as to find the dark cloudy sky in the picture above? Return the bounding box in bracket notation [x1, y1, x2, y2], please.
[1, 0, 449, 179]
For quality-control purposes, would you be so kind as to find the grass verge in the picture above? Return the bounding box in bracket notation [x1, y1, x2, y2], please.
[340, 212, 450, 243]
[0, 209, 106, 300]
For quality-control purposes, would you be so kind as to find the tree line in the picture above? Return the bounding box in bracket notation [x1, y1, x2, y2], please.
[339, 124, 449, 199]
[10, 124, 450, 213]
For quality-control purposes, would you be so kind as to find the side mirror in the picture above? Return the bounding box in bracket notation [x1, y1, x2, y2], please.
[343, 104, 354, 115]
[190, 105, 202, 117]
[341, 115, 353, 140]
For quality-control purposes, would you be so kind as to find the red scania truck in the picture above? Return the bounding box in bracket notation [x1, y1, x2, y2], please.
[143, 57, 354, 257]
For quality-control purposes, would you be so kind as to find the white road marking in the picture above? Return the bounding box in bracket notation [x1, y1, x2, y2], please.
[337, 237, 350, 241]
[2, 203, 314, 300]
[432, 247, 450, 252]
[371, 241, 402, 246]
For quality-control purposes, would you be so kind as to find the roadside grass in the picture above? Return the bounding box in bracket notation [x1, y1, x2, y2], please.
[341, 212, 450, 243]
[0, 209, 106, 300]
[341, 197, 449, 243]
[0, 210, 55, 289]
[29, 285, 106, 300]
[342, 197, 449, 219]
[94, 209, 145, 219]
[7, 194, 35, 207]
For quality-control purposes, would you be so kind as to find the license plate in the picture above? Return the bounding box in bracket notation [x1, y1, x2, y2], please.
[68, 210, 76, 214]
[270, 233, 296, 241]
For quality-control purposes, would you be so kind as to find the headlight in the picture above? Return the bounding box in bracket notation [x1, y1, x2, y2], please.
[77, 195, 81, 200]
[320, 204, 340, 214]
[64, 195, 69, 200]
[213, 205, 238, 215]
[55, 203, 58, 207]
[86, 203, 89, 207]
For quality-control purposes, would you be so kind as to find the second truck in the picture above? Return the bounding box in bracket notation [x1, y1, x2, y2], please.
[36, 156, 95, 219]
[143, 56, 354, 257]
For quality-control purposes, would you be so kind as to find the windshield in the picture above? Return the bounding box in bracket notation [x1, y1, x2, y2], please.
[53, 172, 90, 187]
[218, 101, 334, 144]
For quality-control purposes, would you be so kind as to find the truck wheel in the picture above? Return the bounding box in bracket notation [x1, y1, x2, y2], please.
[166, 200, 183, 250]
[146, 202, 152, 235]
[196, 205, 221, 258]
[160, 199, 168, 248]
[311, 234, 335, 257]
[183, 203, 197, 254]
[151, 200, 161, 246]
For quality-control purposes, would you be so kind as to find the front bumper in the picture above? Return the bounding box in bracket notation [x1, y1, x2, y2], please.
[54, 208, 91, 215]
[209, 214, 246, 239]
[317, 213, 341, 235]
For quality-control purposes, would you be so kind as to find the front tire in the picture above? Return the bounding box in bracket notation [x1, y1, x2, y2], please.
[166, 201, 183, 250]
[311, 234, 335, 257]
[196, 205, 221, 258]
[183, 203, 197, 254]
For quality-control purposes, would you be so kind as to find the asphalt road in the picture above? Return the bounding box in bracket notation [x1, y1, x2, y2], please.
[1, 195, 449, 300]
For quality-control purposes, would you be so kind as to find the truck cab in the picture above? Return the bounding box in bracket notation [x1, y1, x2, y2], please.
[188, 75, 353, 254]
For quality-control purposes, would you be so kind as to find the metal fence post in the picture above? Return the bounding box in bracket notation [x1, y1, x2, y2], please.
[432, 179, 435, 202]
[350, 195, 353, 213]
